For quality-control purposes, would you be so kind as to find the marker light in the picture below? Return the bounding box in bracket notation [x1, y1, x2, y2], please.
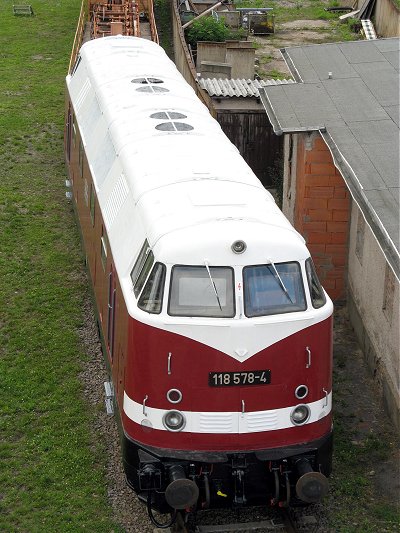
[231, 240, 246, 254]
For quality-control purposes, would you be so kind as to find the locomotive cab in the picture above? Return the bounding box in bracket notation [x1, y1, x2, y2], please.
[122, 224, 333, 513]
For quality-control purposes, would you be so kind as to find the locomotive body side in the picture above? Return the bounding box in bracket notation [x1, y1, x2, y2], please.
[65, 36, 333, 515]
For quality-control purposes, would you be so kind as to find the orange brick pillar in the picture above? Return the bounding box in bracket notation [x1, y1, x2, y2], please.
[294, 133, 350, 301]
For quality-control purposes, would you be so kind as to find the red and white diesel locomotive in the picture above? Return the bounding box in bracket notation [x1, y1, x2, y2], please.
[65, 36, 333, 524]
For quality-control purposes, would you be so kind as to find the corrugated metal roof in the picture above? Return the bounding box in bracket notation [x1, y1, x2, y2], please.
[198, 77, 294, 98]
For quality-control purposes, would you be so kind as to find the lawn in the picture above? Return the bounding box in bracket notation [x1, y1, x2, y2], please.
[0, 1, 122, 531]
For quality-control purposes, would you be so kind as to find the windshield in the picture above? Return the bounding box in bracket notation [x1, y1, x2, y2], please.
[168, 266, 235, 318]
[243, 262, 306, 317]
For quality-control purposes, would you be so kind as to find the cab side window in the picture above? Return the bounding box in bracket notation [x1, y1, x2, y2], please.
[130, 240, 154, 297]
[305, 258, 326, 308]
[138, 263, 166, 314]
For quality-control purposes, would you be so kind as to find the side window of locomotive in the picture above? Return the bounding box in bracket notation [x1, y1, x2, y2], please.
[89, 184, 95, 226]
[78, 140, 84, 178]
[243, 262, 306, 317]
[305, 258, 326, 308]
[138, 263, 166, 314]
[101, 227, 108, 271]
[168, 266, 235, 318]
[130, 240, 154, 298]
[71, 55, 81, 76]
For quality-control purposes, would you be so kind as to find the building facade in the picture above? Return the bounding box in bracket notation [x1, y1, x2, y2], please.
[261, 39, 400, 429]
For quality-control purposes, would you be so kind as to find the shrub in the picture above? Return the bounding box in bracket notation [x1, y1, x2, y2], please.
[186, 16, 231, 47]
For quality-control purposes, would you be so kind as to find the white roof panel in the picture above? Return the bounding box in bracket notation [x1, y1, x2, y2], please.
[66, 36, 308, 280]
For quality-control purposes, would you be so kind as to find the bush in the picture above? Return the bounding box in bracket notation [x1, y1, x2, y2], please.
[186, 16, 231, 47]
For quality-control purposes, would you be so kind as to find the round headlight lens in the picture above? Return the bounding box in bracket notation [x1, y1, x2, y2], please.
[163, 410, 186, 432]
[291, 405, 310, 425]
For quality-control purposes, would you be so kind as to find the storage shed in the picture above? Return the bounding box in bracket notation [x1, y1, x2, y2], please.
[260, 38, 399, 428]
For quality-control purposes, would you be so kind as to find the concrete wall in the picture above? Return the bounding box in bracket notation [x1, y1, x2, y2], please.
[374, 0, 400, 37]
[347, 201, 400, 429]
[197, 42, 227, 69]
[282, 132, 400, 429]
[200, 61, 232, 78]
[356, 0, 400, 37]
[282, 132, 350, 301]
[226, 46, 255, 79]
[171, 0, 213, 109]
[196, 41, 255, 79]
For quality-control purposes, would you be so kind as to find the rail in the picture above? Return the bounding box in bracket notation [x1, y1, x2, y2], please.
[67, 0, 159, 73]
[68, 0, 89, 74]
[153, 507, 321, 532]
[140, 0, 159, 43]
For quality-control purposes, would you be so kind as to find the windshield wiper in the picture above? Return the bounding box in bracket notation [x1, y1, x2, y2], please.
[204, 261, 222, 311]
[267, 258, 294, 304]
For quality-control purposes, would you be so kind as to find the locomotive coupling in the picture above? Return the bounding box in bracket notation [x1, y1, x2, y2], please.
[295, 458, 329, 503]
[165, 465, 199, 510]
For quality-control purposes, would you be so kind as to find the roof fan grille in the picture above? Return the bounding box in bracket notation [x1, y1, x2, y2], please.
[155, 122, 194, 132]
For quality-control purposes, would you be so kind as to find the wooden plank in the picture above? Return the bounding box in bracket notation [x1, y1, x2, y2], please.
[339, 9, 360, 20]
[13, 4, 34, 15]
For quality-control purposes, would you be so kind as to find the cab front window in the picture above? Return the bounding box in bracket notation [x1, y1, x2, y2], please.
[243, 262, 306, 317]
[168, 265, 235, 318]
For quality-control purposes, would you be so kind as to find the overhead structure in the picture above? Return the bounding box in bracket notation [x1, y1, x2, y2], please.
[68, 0, 158, 73]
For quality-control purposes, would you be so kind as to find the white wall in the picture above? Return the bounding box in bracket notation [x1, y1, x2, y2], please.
[347, 200, 400, 428]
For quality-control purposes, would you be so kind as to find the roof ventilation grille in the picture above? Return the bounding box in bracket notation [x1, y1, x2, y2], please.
[151, 111, 193, 132]
[131, 77, 169, 94]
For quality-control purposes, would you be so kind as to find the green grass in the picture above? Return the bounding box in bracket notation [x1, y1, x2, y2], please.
[0, 1, 122, 531]
[327, 370, 400, 533]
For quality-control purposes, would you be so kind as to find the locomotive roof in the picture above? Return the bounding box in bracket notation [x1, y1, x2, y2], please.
[66, 37, 308, 278]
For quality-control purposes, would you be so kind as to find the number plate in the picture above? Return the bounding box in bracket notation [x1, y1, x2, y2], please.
[209, 370, 271, 387]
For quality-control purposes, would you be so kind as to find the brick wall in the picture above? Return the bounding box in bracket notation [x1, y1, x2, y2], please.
[294, 133, 351, 300]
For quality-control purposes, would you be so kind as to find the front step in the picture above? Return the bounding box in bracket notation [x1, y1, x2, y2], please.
[104, 381, 114, 415]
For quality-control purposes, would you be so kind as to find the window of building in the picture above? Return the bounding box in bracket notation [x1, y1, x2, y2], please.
[382, 264, 395, 323]
[243, 262, 306, 317]
[168, 266, 235, 318]
[355, 212, 365, 264]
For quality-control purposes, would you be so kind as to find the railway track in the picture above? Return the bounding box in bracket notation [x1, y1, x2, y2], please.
[154, 508, 318, 533]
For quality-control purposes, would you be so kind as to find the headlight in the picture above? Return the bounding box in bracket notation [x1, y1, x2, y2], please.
[290, 405, 310, 425]
[163, 410, 186, 432]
